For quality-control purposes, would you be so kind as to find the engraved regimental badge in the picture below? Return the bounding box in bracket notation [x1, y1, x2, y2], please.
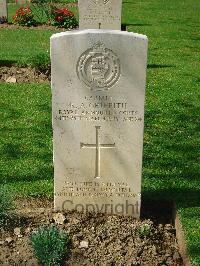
[76, 42, 121, 91]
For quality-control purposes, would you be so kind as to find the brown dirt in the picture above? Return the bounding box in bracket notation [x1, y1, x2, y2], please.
[0, 23, 78, 30]
[0, 23, 57, 30]
[0, 66, 50, 84]
[0, 198, 183, 266]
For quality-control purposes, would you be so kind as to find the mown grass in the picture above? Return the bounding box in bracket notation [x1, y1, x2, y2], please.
[2, 2, 78, 65]
[179, 207, 200, 266]
[1, 0, 200, 264]
[0, 29, 56, 66]
[0, 83, 53, 197]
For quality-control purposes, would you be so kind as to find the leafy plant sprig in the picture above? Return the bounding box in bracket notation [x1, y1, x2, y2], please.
[31, 225, 69, 266]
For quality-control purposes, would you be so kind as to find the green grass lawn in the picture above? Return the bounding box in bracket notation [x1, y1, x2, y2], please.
[0, 29, 57, 65]
[1, 0, 200, 265]
[0, 83, 53, 197]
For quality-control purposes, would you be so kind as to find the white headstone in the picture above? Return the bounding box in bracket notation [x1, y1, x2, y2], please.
[51, 30, 148, 218]
[0, 0, 7, 23]
[78, 0, 122, 30]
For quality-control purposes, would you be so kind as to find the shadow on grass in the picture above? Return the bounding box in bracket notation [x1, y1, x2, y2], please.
[0, 60, 17, 67]
[144, 98, 199, 181]
[1, 126, 53, 184]
[147, 64, 174, 69]
[37, 103, 52, 113]
[3, 163, 53, 184]
[190, 36, 200, 41]
[141, 188, 200, 225]
[142, 188, 200, 209]
[141, 199, 174, 224]
[2, 143, 25, 159]
[143, 90, 200, 212]
[129, 23, 152, 27]
[123, 1, 136, 4]
[121, 23, 152, 30]
[188, 245, 200, 256]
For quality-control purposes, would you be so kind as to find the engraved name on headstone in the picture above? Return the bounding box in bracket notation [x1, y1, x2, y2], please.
[0, 0, 7, 24]
[51, 30, 148, 218]
[78, 0, 122, 30]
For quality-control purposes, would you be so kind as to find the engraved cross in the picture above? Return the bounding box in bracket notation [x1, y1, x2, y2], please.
[80, 126, 115, 179]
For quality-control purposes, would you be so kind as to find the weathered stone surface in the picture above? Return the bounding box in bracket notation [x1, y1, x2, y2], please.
[53, 213, 66, 224]
[14, 227, 22, 237]
[51, 30, 148, 218]
[0, 0, 7, 23]
[6, 76, 17, 83]
[78, 0, 122, 30]
[5, 237, 13, 244]
[79, 240, 89, 248]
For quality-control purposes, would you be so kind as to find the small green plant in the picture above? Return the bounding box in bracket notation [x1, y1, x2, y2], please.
[137, 224, 152, 237]
[13, 7, 37, 27]
[0, 188, 15, 228]
[28, 52, 50, 73]
[31, 225, 69, 266]
[31, 0, 52, 24]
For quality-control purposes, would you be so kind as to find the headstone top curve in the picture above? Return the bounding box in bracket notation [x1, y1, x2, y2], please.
[50, 30, 148, 41]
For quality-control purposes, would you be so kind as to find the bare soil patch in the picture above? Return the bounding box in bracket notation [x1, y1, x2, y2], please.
[0, 198, 183, 266]
[0, 66, 50, 84]
[0, 24, 59, 30]
[0, 24, 77, 30]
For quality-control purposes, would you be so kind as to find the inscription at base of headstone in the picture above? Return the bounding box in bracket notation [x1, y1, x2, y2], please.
[78, 0, 122, 30]
[51, 30, 148, 218]
[0, 0, 7, 24]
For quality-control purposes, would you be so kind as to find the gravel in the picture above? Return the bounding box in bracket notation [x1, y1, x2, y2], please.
[0, 204, 183, 266]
